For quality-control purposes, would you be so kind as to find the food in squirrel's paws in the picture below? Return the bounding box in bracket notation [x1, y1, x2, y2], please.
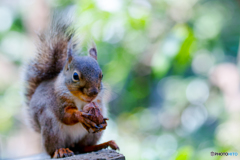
[83, 102, 104, 125]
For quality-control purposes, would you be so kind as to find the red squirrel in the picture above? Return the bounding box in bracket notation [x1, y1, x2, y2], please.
[23, 15, 119, 158]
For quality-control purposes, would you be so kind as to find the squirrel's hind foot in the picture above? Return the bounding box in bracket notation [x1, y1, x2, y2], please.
[52, 148, 74, 158]
[81, 140, 120, 153]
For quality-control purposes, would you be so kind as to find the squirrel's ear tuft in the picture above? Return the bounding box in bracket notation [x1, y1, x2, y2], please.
[88, 41, 97, 60]
[67, 38, 73, 63]
[65, 38, 73, 71]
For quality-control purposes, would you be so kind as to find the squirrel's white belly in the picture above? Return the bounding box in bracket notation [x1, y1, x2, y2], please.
[60, 122, 88, 146]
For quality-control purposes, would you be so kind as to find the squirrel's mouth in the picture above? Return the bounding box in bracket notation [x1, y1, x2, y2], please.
[69, 89, 97, 103]
[83, 98, 93, 103]
[80, 95, 97, 103]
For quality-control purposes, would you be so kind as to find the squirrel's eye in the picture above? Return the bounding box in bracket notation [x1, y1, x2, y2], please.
[72, 72, 79, 81]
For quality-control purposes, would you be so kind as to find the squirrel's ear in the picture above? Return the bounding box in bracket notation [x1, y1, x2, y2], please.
[88, 41, 97, 60]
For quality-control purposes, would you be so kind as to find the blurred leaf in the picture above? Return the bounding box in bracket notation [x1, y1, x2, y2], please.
[175, 146, 194, 160]
[172, 26, 196, 74]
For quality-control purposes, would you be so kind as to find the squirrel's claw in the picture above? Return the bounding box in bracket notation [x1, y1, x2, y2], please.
[99, 123, 107, 131]
[99, 124, 103, 129]
[103, 118, 109, 121]
[81, 112, 94, 118]
[94, 125, 100, 129]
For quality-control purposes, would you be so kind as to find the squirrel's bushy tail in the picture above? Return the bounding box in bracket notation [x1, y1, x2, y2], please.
[24, 14, 74, 105]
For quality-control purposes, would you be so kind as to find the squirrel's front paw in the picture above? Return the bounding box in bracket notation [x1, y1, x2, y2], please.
[77, 112, 101, 133]
[52, 148, 74, 158]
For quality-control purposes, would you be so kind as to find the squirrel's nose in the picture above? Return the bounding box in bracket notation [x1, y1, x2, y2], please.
[88, 88, 98, 97]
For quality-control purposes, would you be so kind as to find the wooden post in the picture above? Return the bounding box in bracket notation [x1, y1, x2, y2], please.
[16, 149, 125, 160]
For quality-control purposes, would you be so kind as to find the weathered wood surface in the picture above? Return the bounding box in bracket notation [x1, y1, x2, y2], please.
[16, 149, 125, 160]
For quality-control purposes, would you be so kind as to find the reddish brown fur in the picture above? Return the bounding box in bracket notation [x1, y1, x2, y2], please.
[71, 140, 119, 153]
[62, 106, 79, 125]
[82, 140, 119, 152]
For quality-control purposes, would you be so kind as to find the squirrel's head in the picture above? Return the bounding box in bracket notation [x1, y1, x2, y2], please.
[63, 40, 103, 103]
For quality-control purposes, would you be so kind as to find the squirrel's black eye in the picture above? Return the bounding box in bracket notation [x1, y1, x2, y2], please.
[72, 72, 79, 81]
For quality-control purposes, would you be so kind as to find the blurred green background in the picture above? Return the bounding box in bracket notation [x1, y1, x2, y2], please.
[0, 0, 240, 159]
